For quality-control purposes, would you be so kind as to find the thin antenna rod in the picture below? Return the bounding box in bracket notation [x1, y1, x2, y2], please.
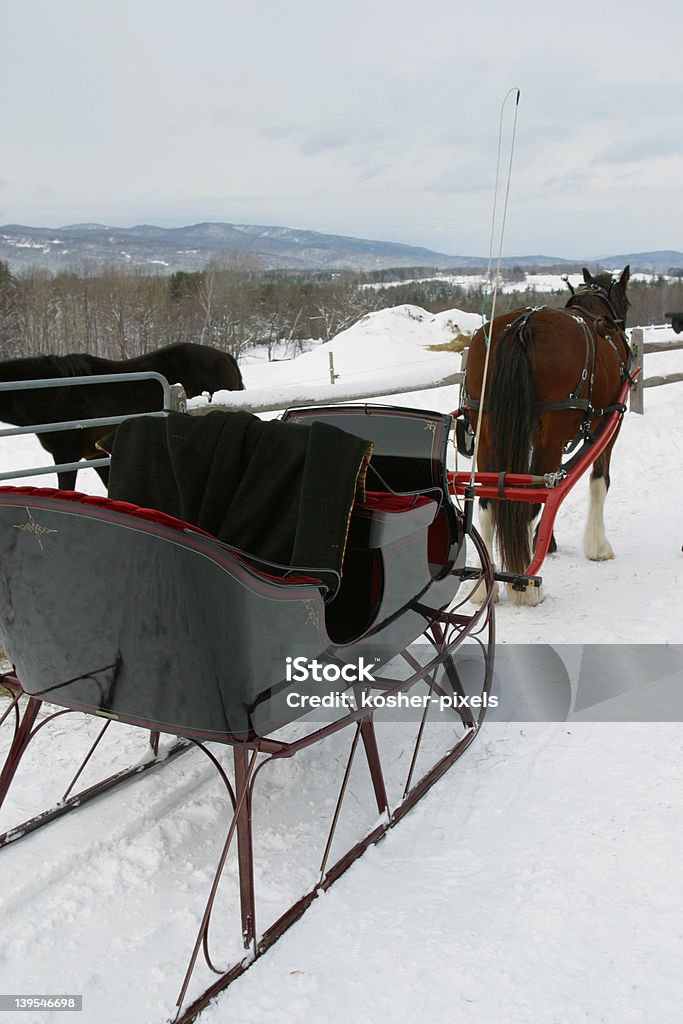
[468, 87, 521, 489]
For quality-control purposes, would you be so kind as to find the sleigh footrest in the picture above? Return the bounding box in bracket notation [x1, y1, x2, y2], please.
[493, 570, 543, 591]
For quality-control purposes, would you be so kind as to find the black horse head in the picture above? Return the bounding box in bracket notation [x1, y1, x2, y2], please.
[567, 265, 630, 326]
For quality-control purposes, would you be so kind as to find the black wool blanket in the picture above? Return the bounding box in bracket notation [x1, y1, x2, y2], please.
[105, 410, 372, 577]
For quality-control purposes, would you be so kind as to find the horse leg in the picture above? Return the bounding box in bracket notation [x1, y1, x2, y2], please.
[37, 433, 80, 491]
[506, 516, 542, 606]
[506, 433, 569, 606]
[57, 468, 78, 491]
[491, 491, 540, 606]
[529, 423, 571, 560]
[532, 503, 557, 554]
[57, 459, 108, 492]
[471, 497, 499, 604]
[583, 440, 617, 561]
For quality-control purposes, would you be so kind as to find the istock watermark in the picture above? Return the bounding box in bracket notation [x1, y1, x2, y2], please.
[282, 652, 497, 713]
[285, 656, 377, 684]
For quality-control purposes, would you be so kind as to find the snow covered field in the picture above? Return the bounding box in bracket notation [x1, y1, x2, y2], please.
[0, 306, 681, 1024]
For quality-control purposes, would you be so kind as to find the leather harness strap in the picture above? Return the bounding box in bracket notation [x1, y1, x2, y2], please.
[462, 303, 631, 420]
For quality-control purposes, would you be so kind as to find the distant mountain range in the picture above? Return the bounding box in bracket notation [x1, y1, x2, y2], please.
[0, 221, 681, 275]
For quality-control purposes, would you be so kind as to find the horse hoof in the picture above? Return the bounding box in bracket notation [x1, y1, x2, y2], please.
[470, 579, 499, 605]
[508, 583, 543, 607]
[584, 540, 615, 561]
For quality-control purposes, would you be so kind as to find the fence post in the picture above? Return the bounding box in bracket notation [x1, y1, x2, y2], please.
[170, 383, 188, 413]
[629, 328, 644, 414]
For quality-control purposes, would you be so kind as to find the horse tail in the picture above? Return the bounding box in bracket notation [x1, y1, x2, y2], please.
[487, 319, 537, 575]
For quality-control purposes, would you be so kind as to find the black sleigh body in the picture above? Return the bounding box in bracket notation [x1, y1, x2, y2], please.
[0, 404, 471, 742]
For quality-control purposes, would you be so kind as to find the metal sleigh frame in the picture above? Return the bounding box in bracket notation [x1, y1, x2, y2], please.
[0, 401, 495, 1023]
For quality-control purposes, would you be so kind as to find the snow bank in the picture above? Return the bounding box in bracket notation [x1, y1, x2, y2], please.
[207, 304, 482, 403]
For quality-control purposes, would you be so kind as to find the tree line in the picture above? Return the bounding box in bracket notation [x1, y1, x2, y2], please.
[0, 257, 382, 362]
[367, 269, 683, 328]
[0, 258, 681, 363]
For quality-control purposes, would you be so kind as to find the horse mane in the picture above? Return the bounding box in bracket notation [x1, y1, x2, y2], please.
[57, 353, 104, 378]
[0, 353, 65, 381]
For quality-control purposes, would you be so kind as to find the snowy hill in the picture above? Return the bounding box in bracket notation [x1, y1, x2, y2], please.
[2, 220, 682, 274]
[0, 222, 470, 273]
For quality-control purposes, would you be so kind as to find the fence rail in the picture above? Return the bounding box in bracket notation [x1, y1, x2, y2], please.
[188, 365, 464, 417]
[0, 371, 176, 483]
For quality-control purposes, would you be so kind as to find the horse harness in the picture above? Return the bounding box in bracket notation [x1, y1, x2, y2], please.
[458, 298, 633, 458]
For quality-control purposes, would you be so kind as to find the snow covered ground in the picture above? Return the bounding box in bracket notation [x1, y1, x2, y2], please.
[0, 306, 681, 1024]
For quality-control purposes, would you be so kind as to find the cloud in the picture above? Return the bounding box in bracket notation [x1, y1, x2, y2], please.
[3, 0, 683, 255]
[593, 132, 683, 165]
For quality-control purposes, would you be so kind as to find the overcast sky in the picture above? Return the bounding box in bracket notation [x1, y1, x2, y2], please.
[2, 0, 682, 259]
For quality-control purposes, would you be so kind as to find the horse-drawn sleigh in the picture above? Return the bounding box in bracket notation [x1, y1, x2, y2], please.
[0, 264, 637, 1016]
[0, 392, 495, 1021]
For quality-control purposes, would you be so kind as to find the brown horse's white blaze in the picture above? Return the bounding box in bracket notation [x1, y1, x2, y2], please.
[464, 266, 631, 606]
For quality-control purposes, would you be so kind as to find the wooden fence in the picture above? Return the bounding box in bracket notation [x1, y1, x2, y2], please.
[178, 327, 681, 419]
[629, 327, 683, 414]
[184, 363, 464, 417]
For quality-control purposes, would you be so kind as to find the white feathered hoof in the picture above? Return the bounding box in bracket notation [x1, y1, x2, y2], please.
[507, 582, 544, 606]
[584, 537, 615, 561]
[470, 577, 499, 605]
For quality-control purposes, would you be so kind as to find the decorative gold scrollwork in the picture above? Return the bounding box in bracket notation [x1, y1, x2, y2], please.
[13, 508, 58, 551]
[303, 599, 319, 626]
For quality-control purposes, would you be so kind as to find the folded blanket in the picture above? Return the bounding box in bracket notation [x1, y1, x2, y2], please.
[105, 410, 372, 578]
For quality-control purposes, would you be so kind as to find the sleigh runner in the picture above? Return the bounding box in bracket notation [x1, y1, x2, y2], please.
[0, 401, 494, 1022]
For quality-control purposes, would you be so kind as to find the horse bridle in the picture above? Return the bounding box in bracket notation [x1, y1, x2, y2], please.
[566, 280, 628, 327]
[564, 281, 632, 381]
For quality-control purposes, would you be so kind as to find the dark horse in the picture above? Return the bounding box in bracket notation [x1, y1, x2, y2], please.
[0, 342, 244, 490]
[464, 266, 631, 605]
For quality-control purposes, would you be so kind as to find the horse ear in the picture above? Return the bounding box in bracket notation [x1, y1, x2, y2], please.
[620, 264, 630, 287]
[582, 268, 592, 284]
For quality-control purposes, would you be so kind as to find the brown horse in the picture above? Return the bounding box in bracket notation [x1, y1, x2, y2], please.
[0, 342, 244, 489]
[463, 266, 631, 605]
